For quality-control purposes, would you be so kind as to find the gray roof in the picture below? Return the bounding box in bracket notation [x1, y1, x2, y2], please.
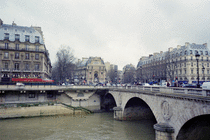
[0, 23, 44, 44]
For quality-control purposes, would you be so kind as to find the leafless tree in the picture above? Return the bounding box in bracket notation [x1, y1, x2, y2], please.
[52, 45, 76, 84]
[106, 68, 118, 83]
[123, 69, 135, 84]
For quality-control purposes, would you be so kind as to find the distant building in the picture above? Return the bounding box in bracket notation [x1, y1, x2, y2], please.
[76, 57, 106, 84]
[0, 19, 52, 82]
[137, 42, 210, 85]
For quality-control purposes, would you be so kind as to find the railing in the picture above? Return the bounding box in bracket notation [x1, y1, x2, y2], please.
[108, 85, 209, 97]
[0, 46, 46, 53]
[1, 84, 210, 97]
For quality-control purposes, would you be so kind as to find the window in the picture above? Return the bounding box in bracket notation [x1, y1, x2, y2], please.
[180, 70, 182, 74]
[25, 63, 30, 70]
[208, 70, 209, 74]
[185, 69, 186, 74]
[25, 45, 29, 50]
[25, 35, 30, 42]
[191, 62, 193, 67]
[15, 53, 19, 59]
[5, 43, 9, 49]
[29, 93, 35, 98]
[191, 69, 193, 74]
[15, 44, 19, 50]
[35, 36, 39, 43]
[195, 50, 198, 54]
[15, 34, 20, 41]
[207, 63, 209, 67]
[184, 63, 186, 67]
[14, 63, 19, 70]
[207, 57, 209, 61]
[190, 50, 192, 54]
[206, 51, 208, 55]
[185, 57, 186, 61]
[35, 54, 39, 60]
[202, 69, 204, 74]
[185, 50, 187, 55]
[4, 62, 8, 69]
[201, 57, 203, 61]
[200, 51, 203, 55]
[191, 56, 193, 60]
[4, 33, 9, 40]
[35, 64, 39, 70]
[35, 45, 39, 51]
[25, 53, 29, 59]
[4, 52, 9, 58]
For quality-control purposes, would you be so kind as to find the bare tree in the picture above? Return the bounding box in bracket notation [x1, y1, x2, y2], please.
[123, 69, 135, 84]
[52, 45, 75, 84]
[106, 68, 118, 84]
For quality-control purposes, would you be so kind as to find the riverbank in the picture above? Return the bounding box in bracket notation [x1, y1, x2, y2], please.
[0, 104, 87, 119]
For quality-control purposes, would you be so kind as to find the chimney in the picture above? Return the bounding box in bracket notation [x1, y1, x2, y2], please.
[168, 47, 173, 52]
[177, 45, 181, 49]
[203, 43, 207, 47]
[185, 42, 189, 47]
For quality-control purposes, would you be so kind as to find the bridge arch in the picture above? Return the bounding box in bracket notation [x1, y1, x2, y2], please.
[122, 97, 157, 121]
[101, 93, 117, 111]
[176, 114, 210, 139]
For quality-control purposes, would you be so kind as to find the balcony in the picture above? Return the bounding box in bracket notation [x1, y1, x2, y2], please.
[1, 69, 10, 72]
[0, 45, 46, 53]
[13, 69, 21, 72]
[23, 69, 31, 72]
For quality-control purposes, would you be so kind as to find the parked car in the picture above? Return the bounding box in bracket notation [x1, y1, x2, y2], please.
[182, 84, 197, 88]
[142, 83, 150, 86]
[202, 82, 210, 90]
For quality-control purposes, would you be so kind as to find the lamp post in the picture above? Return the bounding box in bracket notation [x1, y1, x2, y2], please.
[195, 52, 200, 88]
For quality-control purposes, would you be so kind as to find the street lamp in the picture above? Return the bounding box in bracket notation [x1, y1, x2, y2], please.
[195, 52, 200, 88]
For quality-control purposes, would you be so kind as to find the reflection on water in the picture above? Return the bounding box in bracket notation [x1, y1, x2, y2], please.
[0, 112, 155, 140]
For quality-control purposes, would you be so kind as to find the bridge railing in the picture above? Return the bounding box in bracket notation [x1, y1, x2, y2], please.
[109, 85, 210, 97]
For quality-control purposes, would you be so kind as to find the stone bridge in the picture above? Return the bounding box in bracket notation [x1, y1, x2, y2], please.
[105, 87, 210, 140]
[1, 85, 210, 139]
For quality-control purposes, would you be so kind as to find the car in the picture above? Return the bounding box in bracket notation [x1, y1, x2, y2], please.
[16, 82, 25, 86]
[201, 82, 210, 89]
[182, 84, 197, 88]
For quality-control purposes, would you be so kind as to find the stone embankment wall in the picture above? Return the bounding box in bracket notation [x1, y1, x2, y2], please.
[0, 104, 85, 119]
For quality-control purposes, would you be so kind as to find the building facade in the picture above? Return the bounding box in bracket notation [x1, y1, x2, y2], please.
[0, 19, 52, 82]
[75, 57, 106, 85]
[137, 42, 210, 85]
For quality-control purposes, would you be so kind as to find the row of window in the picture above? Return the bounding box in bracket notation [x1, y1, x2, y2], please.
[4, 43, 39, 51]
[4, 52, 39, 60]
[4, 62, 40, 70]
[142, 56, 210, 65]
[141, 51, 209, 65]
[4, 33, 40, 43]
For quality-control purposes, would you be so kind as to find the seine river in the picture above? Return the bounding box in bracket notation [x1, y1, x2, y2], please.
[0, 112, 156, 140]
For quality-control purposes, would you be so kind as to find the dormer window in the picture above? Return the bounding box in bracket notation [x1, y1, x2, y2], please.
[4, 33, 9, 40]
[35, 36, 39, 43]
[25, 35, 30, 42]
[15, 34, 20, 41]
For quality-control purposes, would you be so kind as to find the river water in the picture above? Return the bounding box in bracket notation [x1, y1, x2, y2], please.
[0, 112, 156, 140]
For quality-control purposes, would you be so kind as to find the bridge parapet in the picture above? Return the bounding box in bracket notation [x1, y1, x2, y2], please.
[109, 86, 209, 97]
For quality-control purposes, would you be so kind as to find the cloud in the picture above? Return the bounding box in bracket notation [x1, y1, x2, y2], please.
[1, 0, 210, 70]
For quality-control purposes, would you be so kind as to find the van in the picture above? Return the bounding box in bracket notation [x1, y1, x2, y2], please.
[202, 82, 210, 90]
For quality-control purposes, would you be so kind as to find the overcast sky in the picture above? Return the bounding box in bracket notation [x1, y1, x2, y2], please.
[1, 0, 210, 70]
